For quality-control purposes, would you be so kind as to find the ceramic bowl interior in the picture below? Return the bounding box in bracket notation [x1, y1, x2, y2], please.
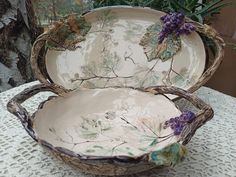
[45, 7, 206, 91]
[33, 88, 180, 157]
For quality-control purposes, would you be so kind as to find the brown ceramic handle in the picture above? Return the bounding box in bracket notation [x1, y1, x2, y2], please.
[7, 84, 66, 140]
[31, 32, 52, 84]
[145, 86, 214, 145]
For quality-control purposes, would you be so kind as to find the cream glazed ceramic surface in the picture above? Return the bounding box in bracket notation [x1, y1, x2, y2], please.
[45, 7, 206, 91]
[33, 88, 180, 157]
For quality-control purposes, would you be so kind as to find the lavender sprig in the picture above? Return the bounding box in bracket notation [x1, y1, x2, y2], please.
[164, 111, 196, 135]
[158, 13, 196, 44]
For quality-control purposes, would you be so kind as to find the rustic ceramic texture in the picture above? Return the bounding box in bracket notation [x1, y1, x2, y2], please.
[44, 7, 205, 90]
[7, 84, 213, 176]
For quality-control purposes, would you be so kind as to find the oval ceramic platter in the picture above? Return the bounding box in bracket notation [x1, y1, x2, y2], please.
[45, 6, 206, 91]
[33, 88, 183, 160]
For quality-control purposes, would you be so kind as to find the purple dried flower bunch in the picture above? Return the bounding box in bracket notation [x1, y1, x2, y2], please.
[164, 111, 196, 136]
[158, 13, 196, 43]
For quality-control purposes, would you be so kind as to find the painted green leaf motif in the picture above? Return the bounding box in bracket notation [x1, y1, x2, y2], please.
[149, 138, 159, 147]
[127, 152, 134, 156]
[79, 130, 98, 139]
[78, 117, 112, 139]
[139, 147, 148, 151]
[141, 72, 159, 88]
[93, 145, 104, 149]
[49, 127, 56, 133]
[171, 67, 190, 87]
[86, 149, 95, 153]
[140, 22, 181, 62]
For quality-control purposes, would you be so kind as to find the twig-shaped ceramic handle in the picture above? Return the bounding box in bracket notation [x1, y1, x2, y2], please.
[7, 84, 67, 140]
[145, 86, 214, 145]
[31, 14, 89, 85]
[189, 21, 225, 92]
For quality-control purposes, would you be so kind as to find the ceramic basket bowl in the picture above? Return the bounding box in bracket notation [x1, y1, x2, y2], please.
[7, 84, 213, 176]
[7, 6, 220, 176]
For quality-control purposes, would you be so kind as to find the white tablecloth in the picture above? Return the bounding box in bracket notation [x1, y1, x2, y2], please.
[0, 81, 235, 177]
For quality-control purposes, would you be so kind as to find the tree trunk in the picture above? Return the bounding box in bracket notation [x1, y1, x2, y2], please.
[51, 0, 57, 21]
[0, 0, 43, 92]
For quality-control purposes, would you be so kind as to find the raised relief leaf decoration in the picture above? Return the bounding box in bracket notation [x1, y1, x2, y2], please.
[149, 143, 187, 166]
[46, 15, 91, 50]
[139, 22, 181, 62]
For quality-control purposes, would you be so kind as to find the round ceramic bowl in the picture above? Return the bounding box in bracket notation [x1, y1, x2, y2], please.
[31, 6, 225, 94]
[7, 84, 213, 176]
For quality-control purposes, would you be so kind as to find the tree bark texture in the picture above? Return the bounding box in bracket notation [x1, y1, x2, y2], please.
[0, 0, 42, 92]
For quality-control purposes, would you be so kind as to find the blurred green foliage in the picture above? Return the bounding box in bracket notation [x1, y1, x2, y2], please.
[92, 0, 231, 23]
[34, 0, 231, 25]
[228, 43, 236, 50]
